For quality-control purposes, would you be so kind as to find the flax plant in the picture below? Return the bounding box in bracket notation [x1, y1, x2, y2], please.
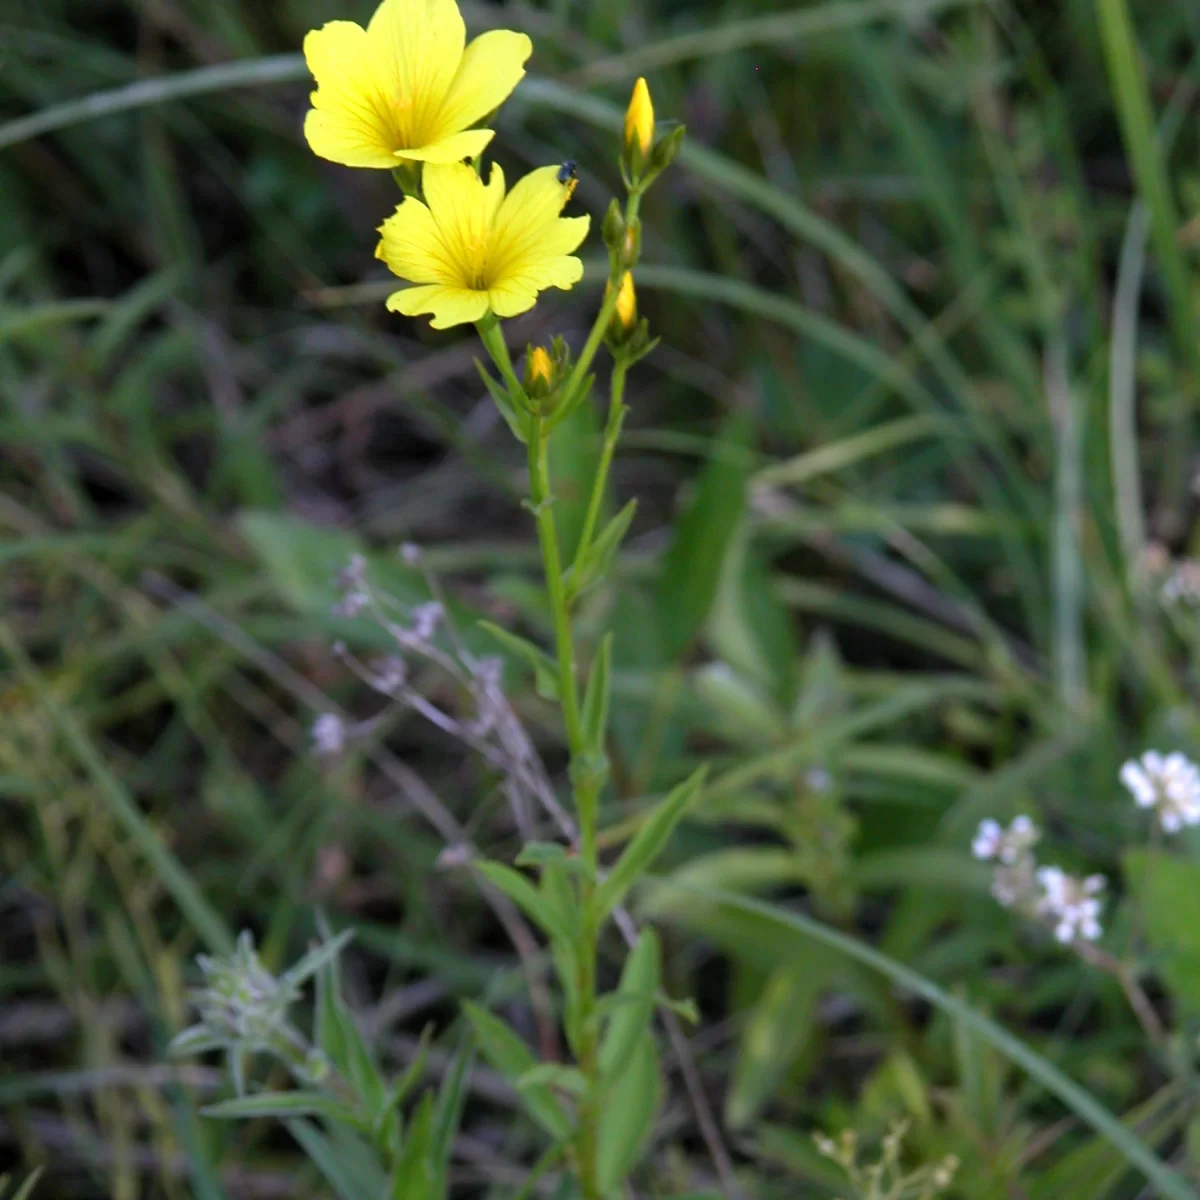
[304, 2, 685, 1195]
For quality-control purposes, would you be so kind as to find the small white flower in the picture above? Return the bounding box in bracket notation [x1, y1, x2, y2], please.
[1036, 867, 1105, 943]
[972, 815, 1039, 864]
[311, 713, 345, 757]
[1119, 750, 1200, 833]
[410, 602, 444, 642]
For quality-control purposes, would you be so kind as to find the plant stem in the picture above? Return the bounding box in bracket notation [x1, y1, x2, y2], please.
[556, 192, 642, 427]
[527, 415, 583, 753]
[573, 360, 627, 567]
[526, 409, 604, 1199]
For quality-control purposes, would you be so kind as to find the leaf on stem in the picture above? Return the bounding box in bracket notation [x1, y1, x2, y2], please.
[594, 768, 707, 919]
[598, 929, 660, 1086]
[474, 859, 572, 943]
[478, 621, 560, 700]
[461, 1002, 573, 1139]
[581, 633, 614, 755]
[565, 499, 637, 602]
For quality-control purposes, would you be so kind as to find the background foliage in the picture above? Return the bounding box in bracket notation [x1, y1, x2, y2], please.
[5, 0, 1200, 1195]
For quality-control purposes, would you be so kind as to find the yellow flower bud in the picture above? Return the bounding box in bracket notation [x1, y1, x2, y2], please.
[624, 77, 655, 161]
[527, 345, 553, 390]
[614, 272, 637, 332]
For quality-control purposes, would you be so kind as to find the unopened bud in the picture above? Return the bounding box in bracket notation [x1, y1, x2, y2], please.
[601, 198, 625, 250]
[613, 272, 636, 333]
[649, 123, 686, 174]
[524, 345, 555, 398]
[624, 77, 655, 161]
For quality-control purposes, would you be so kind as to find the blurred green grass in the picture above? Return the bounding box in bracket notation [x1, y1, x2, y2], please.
[6, 0, 1200, 1195]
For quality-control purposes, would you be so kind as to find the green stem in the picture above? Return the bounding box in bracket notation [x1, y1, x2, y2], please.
[556, 193, 642, 426]
[573, 361, 627, 568]
[527, 415, 584, 753]
[476, 315, 529, 409]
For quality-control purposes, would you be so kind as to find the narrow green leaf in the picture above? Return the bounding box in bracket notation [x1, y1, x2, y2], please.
[282, 929, 355, 990]
[286, 1118, 385, 1200]
[474, 860, 569, 943]
[461, 1002, 572, 1140]
[565, 499, 637, 601]
[9, 1168, 44, 1200]
[475, 359, 530, 443]
[478, 621, 560, 701]
[515, 842, 570, 868]
[168, 1025, 228, 1058]
[517, 1063, 589, 1097]
[581, 633, 614, 754]
[594, 769, 706, 918]
[598, 930, 660, 1086]
[595, 1032, 661, 1194]
[391, 1091, 436, 1200]
[203, 1091, 359, 1124]
[432, 1039, 474, 1191]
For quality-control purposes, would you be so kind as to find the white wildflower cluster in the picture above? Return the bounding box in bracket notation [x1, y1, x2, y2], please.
[1035, 867, 1105, 944]
[1119, 750, 1200, 833]
[972, 815, 1106, 945]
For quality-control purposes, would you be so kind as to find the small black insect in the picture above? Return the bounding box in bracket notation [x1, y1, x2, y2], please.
[557, 159, 579, 202]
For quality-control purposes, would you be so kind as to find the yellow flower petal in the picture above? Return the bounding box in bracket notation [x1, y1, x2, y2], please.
[488, 253, 584, 317]
[432, 30, 532, 140]
[376, 197, 460, 285]
[396, 128, 493, 164]
[303, 21, 399, 168]
[367, 0, 465, 143]
[489, 167, 589, 280]
[423, 161, 506, 285]
[386, 283, 489, 328]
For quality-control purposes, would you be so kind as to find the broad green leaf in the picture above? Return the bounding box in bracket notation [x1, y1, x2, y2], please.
[475, 860, 570, 943]
[1124, 849, 1200, 1016]
[598, 930, 660, 1086]
[565, 499, 637, 601]
[479, 621, 560, 701]
[707, 522, 798, 708]
[548, 384, 602, 558]
[655, 410, 754, 660]
[202, 1090, 359, 1124]
[726, 956, 829, 1130]
[595, 1032, 661, 1195]
[594, 769, 706, 918]
[693, 662, 787, 748]
[581, 633, 614, 755]
[461, 1002, 572, 1140]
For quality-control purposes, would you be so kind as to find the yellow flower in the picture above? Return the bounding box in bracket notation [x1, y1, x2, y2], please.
[624, 77, 655, 160]
[377, 162, 590, 329]
[304, 0, 532, 169]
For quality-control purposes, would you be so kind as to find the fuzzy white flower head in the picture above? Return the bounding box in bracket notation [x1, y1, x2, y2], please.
[1119, 750, 1200, 834]
[1036, 866, 1105, 943]
[312, 713, 345, 757]
[972, 815, 1039, 864]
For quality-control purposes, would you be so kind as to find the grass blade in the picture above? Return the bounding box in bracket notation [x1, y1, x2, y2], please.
[659, 885, 1198, 1200]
